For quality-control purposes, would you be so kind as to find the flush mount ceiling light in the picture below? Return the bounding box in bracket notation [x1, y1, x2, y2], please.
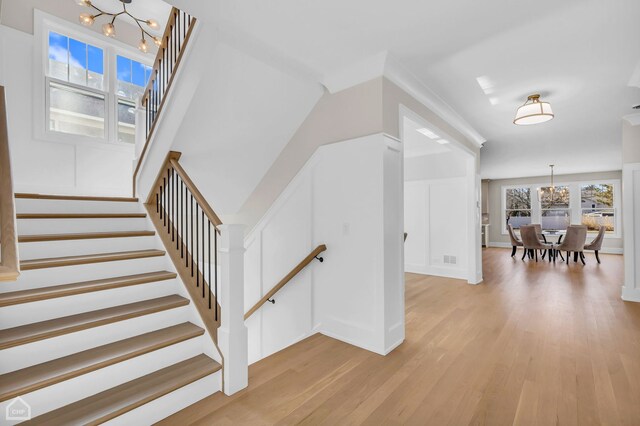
[75, 0, 162, 52]
[513, 94, 554, 125]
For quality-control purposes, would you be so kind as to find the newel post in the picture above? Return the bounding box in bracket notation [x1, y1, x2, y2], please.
[217, 224, 248, 395]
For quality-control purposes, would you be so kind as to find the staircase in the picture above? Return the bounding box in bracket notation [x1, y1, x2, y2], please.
[0, 193, 223, 424]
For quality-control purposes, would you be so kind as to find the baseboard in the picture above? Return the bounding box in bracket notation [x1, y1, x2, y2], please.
[404, 264, 467, 280]
[488, 242, 623, 255]
[621, 286, 640, 303]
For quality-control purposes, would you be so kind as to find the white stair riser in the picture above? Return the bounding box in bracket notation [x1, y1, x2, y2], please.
[17, 218, 150, 235]
[10, 257, 170, 290]
[106, 372, 221, 426]
[0, 336, 206, 421]
[19, 236, 159, 260]
[0, 280, 178, 329]
[15, 199, 143, 214]
[0, 307, 189, 374]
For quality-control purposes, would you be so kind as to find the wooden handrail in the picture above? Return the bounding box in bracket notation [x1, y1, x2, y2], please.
[0, 86, 20, 281]
[244, 244, 327, 320]
[132, 7, 197, 196]
[145, 151, 222, 228]
[144, 150, 224, 347]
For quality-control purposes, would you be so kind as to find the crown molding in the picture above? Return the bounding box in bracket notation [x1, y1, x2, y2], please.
[383, 54, 486, 147]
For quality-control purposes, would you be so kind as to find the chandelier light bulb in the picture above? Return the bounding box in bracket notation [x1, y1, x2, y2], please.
[146, 19, 160, 29]
[102, 22, 116, 37]
[153, 36, 163, 47]
[79, 13, 95, 26]
[138, 38, 149, 53]
[75, 0, 92, 6]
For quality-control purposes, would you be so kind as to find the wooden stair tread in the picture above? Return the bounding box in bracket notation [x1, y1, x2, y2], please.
[0, 295, 189, 350]
[25, 354, 220, 425]
[15, 193, 138, 202]
[0, 323, 204, 402]
[0, 271, 177, 307]
[20, 249, 165, 270]
[18, 231, 155, 243]
[17, 213, 147, 219]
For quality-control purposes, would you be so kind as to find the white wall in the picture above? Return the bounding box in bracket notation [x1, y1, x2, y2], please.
[622, 120, 640, 302]
[404, 177, 468, 280]
[244, 134, 404, 363]
[0, 24, 134, 196]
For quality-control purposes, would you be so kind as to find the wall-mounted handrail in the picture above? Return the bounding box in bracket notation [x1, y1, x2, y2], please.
[244, 244, 327, 320]
[0, 86, 19, 282]
[145, 151, 222, 341]
[132, 7, 197, 196]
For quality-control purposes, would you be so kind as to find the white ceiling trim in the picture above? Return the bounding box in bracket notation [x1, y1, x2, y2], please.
[384, 55, 486, 147]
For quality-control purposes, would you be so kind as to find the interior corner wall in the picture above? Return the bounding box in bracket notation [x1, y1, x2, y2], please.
[382, 78, 480, 158]
[404, 177, 469, 280]
[0, 24, 135, 196]
[244, 134, 404, 362]
[231, 77, 384, 231]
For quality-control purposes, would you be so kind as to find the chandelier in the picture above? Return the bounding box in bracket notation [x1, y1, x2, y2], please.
[75, 0, 162, 53]
[514, 94, 554, 125]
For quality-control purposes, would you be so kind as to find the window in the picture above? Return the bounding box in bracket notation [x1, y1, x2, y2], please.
[540, 185, 570, 231]
[581, 184, 615, 232]
[116, 56, 152, 143]
[505, 187, 531, 229]
[502, 180, 620, 238]
[47, 31, 106, 138]
[43, 27, 152, 144]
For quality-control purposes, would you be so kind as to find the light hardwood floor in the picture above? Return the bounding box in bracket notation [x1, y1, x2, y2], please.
[160, 248, 640, 425]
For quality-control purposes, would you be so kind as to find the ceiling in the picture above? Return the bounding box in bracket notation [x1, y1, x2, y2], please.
[168, 0, 640, 179]
[90, 0, 171, 36]
[403, 117, 450, 158]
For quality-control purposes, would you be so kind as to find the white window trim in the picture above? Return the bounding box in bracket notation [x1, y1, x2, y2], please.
[33, 9, 151, 148]
[501, 178, 621, 239]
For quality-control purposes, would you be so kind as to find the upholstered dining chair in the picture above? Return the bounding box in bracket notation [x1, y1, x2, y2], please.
[520, 225, 554, 262]
[584, 226, 606, 264]
[556, 225, 588, 265]
[507, 224, 523, 257]
[532, 224, 547, 243]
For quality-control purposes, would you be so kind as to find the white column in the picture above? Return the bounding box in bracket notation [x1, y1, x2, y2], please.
[217, 224, 248, 395]
[622, 163, 640, 302]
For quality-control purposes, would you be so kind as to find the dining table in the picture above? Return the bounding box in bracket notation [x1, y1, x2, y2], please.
[541, 229, 566, 245]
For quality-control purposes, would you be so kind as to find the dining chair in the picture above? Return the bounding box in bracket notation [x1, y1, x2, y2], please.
[520, 225, 554, 262]
[532, 224, 547, 243]
[556, 225, 588, 265]
[507, 224, 523, 257]
[584, 225, 606, 264]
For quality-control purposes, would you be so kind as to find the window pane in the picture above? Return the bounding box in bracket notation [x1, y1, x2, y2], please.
[581, 184, 614, 209]
[582, 209, 615, 232]
[117, 55, 132, 83]
[506, 188, 531, 210]
[87, 45, 104, 90]
[49, 81, 105, 138]
[541, 209, 570, 231]
[117, 99, 136, 144]
[69, 38, 87, 86]
[540, 185, 569, 209]
[506, 210, 531, 229]
[132, 61, 146, 87]
[48, 32, 68, 81]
